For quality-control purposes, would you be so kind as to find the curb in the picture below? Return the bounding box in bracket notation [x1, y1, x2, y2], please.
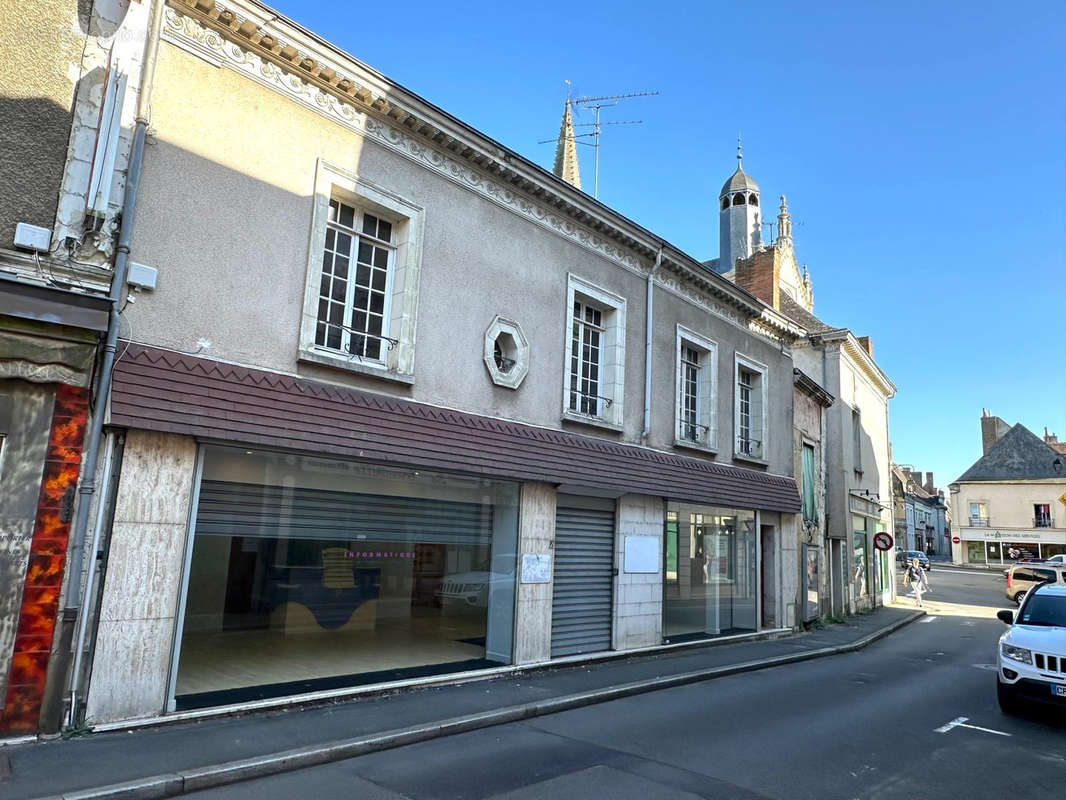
[37, 611, 924, 800]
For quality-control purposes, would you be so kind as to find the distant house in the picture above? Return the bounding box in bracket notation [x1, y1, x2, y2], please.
[891, 466, 949, 555]
[949, 412, 1066, 566]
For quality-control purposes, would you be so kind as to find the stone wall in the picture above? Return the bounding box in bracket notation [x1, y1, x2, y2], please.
[85, 430, 196, 724]
[612, 494, 664, 650]
[512, 482, 555, 664]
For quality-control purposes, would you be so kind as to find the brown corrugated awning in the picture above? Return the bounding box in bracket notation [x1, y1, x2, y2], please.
[110, 344, 800, 513]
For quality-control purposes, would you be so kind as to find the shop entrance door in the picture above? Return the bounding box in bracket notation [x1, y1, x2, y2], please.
[551, 496, 615, 657]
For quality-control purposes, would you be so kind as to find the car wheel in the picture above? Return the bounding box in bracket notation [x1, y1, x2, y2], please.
[1012, 591, 1026, 604]
[997, 678, 1021, 715]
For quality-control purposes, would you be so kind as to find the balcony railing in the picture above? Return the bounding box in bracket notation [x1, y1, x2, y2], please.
[968, 517, 990, 527]
[1034, 516, 1054, 528]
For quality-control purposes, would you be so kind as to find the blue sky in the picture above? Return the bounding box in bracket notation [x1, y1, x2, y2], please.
[270, 0, 1065, 486]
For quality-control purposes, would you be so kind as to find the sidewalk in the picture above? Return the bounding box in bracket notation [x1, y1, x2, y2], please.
[3, 606, 921, 800]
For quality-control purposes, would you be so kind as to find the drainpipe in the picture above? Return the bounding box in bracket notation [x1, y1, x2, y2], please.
[59, 0, 165, 730]
[642, 246, 664, 441]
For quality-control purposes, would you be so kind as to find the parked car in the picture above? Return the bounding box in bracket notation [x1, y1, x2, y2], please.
[896, 550, 930, 570]
[1004, 563, 1066, 604]
[996, 583, 1066, 714]
[1001, 556, 1055, 579]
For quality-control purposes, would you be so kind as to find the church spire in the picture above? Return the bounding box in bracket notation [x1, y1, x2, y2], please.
[737, 134, 743, 169]
[777, 194, 792, 242]
[553, 100, 582, 190]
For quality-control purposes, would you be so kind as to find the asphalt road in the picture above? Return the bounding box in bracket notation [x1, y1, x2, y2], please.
[189, 568, 1065, 800]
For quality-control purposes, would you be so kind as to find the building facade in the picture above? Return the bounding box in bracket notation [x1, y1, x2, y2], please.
[0, 0, 830, 732]
[891, 466, 949, 555]
[793, 369, 834, 622]
[0, 0, 158, 734]
[950, 415, 1066, 566]
[720, 195, 896, 614]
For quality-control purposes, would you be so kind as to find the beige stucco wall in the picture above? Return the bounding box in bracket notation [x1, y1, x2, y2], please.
[124, 38, 797, 478]
[0, 0, 83, 248]
[952, 481, 1066, 564]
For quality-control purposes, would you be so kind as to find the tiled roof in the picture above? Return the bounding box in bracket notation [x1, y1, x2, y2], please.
[110, 344, 801, 512]
[956, 423, 1066, 482]
[778, 293, 832, 333]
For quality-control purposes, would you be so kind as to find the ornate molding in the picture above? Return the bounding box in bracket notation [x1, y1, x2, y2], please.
[162, 6, 645, 276]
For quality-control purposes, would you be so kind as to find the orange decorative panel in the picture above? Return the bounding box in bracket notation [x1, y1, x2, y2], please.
[1, 384, 89, 734]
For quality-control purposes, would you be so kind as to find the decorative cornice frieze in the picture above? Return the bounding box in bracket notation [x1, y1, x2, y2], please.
[162, 1, 781, 331]
[163, 5, 647, 276]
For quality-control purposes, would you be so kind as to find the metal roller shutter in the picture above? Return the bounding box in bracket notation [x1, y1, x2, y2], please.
[551, 497, 615, 657]
[194, 480, 492, 545]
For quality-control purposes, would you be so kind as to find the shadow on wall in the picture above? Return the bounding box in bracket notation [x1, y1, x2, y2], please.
[0, 97, 77, 249]
[0, 0, 134, 248]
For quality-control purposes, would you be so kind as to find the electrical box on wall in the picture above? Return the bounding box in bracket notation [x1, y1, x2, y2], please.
[127, 262, 158, 291]
[14, 223, 52, 252]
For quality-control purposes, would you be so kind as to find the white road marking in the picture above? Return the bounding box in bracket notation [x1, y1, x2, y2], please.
[918, 616, 938, 623]
[933, 568, 1000, 577]
[934, 716, 1011, 736]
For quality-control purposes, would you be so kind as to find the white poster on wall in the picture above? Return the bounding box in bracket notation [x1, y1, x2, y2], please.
[521, 553, 552, 584]
[624, 535, 659, 573]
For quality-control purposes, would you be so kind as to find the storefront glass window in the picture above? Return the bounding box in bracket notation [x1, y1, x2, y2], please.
[663, 502, 757, 641]
[1002, 542, 1040, 562]
[852, 516, 869, 597]
[173, 446, 519, 708]
[965, 540, 985, 564]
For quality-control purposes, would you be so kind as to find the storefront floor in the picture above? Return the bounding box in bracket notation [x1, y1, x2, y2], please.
[175, 613, 489, 699]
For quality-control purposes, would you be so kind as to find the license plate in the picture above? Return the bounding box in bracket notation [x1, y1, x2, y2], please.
[1053, 684, 1066, 698]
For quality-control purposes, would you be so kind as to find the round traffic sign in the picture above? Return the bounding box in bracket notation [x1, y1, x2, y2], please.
[952, 536, 961, 544]
[873, 532, 893, 551]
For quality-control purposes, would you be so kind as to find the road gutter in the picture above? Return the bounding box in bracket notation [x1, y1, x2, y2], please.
[36, 611, 924, 800]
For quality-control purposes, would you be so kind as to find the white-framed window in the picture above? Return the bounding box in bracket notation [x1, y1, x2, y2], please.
[734, 354, 768, 461]
[299, 160, 424, 383]
[674, 325, 717, 451]
[561, 275, 626, 429]
[483, 315, 529, 389]
[315, 198, 394, 360]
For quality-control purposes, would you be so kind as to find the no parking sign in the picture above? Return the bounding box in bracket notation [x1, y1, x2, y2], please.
[873, 532, 893, 551]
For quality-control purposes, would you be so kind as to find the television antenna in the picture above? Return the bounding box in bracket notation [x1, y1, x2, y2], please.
[539, 88, 659, 198]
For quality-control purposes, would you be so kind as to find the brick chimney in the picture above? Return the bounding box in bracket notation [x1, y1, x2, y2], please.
[857, 336, 874, 357]
[923, 472, 935, 493]
[1045, 427, 1066, 455]
[733, 249, 778, 310]
[981, 410, 1010, 454]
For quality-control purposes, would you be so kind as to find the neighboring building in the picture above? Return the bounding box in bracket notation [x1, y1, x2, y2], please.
[0, 0, 156, 735]
[891, 466, 949, 555]
[716, 192, 896, 614]
[4, 0, 816, 731]
[950, 413, 1066, 566]
[1043, 427, 1066, 456]
[793, 369, 834, 622]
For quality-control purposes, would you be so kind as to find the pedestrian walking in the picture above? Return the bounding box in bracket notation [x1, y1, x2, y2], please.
[906, 558, 925, 608]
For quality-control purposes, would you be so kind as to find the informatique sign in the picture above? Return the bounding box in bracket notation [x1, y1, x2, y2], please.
[873, 532, 893, 551]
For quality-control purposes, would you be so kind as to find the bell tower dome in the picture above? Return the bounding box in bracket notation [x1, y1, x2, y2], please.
[718, 139, 762, 274]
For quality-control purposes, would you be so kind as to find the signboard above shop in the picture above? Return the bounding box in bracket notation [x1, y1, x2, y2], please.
[848, 492, 883, 519]
[958, 528, 1066, 544]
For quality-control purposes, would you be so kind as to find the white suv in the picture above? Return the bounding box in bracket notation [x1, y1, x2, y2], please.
[996, 583, 1066, 713]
